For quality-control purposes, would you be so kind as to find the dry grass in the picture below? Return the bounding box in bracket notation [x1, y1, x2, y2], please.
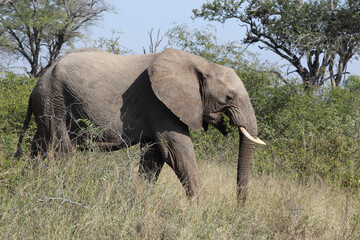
[1, 150, 359, 239]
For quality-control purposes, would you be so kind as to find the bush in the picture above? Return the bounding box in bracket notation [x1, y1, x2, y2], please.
[249, 76, 360, 191]
[0, 72, 37, 161]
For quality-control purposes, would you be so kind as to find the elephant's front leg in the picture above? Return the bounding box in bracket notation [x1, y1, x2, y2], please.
[138, 141, 165, 182]
[157, 131, 203, 197]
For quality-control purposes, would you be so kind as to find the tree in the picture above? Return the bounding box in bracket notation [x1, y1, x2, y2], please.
[193, 0, 360, 88]
[166, 24, 245, 68]
[0, 0, 113, 77]
[143, 28, 163, 54]
[343, 74, 360, 92]
[93, 30, 133, 55]
[93, 28, 164, 55]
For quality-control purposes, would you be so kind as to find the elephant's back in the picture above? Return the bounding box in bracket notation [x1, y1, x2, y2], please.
[57, 49, 158, 89]
[37, 49, 157, 132]
[46, 49, 157, 104]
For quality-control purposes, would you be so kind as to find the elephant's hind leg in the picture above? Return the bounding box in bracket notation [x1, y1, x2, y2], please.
[52, 120, 74, 154]
[138, 141, 165, 182]
[31, 131, 47, 158]
[34, 116, 74, 156]
[31, 125, 73, 159]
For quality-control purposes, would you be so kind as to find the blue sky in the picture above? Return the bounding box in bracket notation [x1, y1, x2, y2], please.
[88, 0, 359, 78]
[90, 0, 242, 53]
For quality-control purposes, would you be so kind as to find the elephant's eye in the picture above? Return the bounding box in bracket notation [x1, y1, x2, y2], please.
[225, 93, 235, 102]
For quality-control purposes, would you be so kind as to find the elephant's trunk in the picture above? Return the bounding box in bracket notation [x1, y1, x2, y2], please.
[237, 128, 256, 204]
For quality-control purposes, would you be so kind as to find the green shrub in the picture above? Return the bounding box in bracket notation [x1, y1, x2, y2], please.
[0, 72, 36, 162]
[250, 77, 360, 191]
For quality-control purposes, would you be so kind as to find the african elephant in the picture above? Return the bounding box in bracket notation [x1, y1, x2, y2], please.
[16, 48, 265, 202]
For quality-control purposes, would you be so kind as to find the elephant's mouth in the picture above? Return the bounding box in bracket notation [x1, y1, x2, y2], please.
[203, 113, 229, 136]
[203, 110, 266, 145]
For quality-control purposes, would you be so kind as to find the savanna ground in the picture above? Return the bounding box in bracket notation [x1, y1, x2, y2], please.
[1, 70, 360, 239]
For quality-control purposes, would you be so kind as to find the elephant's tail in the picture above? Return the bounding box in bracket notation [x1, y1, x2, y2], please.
[14, 97, 33, 158]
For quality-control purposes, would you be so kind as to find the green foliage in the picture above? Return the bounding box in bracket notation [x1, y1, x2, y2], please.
[344, 74, 360, 92]
[93, 29, 133, 55]
[0, 72, 36, 161]
[252, 81, 360, 190]
[76, 118, 102, 150]
[166, 24, 246, 68]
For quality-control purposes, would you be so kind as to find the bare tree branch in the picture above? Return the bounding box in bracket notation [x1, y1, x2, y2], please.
[0, 0, 12, 6]
[143, 28, 163, 54]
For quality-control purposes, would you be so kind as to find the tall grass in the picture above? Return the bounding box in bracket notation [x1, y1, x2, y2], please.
[1, 149, 359, 239]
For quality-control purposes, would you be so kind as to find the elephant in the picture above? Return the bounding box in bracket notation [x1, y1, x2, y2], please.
[15, 48, 265, 203]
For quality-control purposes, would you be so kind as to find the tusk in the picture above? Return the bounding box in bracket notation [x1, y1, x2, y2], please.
[240, 127, 266, 145]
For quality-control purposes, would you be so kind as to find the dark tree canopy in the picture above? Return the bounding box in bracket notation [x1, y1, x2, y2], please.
[0, 0, 113, 77]
[193, 0, 360, 88]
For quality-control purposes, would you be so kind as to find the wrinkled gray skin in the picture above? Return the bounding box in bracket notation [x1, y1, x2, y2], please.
[16, 48, 258, 202]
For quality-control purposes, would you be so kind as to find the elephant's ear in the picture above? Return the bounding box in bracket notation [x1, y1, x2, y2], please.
[148, 49, 207, 131]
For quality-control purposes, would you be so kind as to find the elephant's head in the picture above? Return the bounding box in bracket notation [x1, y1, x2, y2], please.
[148, 49, 265, 203]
